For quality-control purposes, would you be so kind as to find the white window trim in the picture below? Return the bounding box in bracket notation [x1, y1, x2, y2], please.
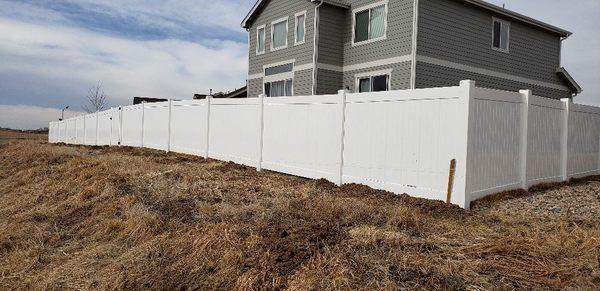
[294, 11, 307, 45]
[491, 17, 510, 53]
[271, 16, 289, 51]
[263, 76, 294, 96]
[354, 68, 393, 93]
[256, 24, 266, 55]
[351, 0, 389, 46]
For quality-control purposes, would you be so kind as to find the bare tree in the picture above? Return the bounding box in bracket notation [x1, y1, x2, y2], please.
[83, 81, 109, 113]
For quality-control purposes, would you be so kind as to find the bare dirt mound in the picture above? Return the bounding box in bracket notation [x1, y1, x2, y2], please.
[1, 133, 598, 290]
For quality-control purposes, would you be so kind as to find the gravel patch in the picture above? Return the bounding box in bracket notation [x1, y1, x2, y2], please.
[475, 180, 600, 221]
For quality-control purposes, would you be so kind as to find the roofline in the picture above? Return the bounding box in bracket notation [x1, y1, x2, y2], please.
[241, 0, 572, 37]
[557, 67, 582, 95]
[464, 0, 572, 37]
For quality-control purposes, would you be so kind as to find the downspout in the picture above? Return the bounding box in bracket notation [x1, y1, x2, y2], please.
[409, 0, 420, 89]
[311, 0, 324, 95]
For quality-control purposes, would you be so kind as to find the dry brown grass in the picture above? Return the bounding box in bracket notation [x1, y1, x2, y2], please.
[0, 130, 599, 290]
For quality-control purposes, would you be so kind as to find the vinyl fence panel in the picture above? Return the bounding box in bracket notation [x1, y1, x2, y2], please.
[343, 86, 469, 204]
[75, 116, 85, 144]
[142, 102, 170, 151]
[66, 118, 76, 144]
[110, 109, 121, 145]
[567, 104, 600, 178]
[84, 114, 97, 146]
[97, 109, 113, 146]
[209, 98, 260, 167]
[121, 104, 143, 147]
[526, 96, 564, 185]
[170, 100, 208, 156]
[262, 95, 342, 182]
[467, 88, 523, 201]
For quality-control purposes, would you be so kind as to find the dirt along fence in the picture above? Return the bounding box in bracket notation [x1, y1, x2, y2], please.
[49, 80, 600, 208]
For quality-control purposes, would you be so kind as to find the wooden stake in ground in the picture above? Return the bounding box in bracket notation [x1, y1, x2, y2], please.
[446, 159, 456, 204]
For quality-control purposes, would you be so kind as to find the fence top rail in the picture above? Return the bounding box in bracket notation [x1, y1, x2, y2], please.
[143, 101, 170, 109]
[264, 94, 339, 105]
[172, 99, 206, 107]
[530, 95, 564, 109]
[346, 86, 463, 103]
[211, 98, 259, 106]
[570, 103, 600, 115]
[474, 87, 523, 103]
[122, 104, 143, 112]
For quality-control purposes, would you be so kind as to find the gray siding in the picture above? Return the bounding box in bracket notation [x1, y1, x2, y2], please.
[417, 0, 566, 87]
[294, 69, 314, 96]
[248, 78, 264, 97]
[416, 62, 571, 99]
[342, 0, 414, 66]
[343, 61, 412, 92]
[318, 4, 345, 67]
[316, 69, 343, 95]
[247, 0, 315, 75]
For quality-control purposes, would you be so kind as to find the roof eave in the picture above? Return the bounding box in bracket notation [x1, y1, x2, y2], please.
[557, 67, 582, 95]
[464, 0, 571, 37]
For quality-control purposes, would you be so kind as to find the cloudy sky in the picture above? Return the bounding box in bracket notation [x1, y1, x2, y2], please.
[0, 0, 598, 129]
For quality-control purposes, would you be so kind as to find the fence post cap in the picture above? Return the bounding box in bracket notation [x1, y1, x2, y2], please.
[459, 80, 476, 87]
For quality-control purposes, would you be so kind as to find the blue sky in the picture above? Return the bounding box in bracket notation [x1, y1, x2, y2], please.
[0, 0, 598, 129]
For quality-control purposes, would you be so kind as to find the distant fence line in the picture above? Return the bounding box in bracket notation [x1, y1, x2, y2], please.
[49, 80, 600, 209]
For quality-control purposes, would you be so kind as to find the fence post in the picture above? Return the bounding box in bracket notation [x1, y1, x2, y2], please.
[457, 80, 476, 209]
[95, 111, 99, 146]
[336, 89, 348, 186]
[109, 108, 113, 146]
[119, 106, 123, 146]
[257, 94, 266, 171]
[560, 98, 571, 181]
[167, 99, 173, 153]
[141, 102, 145, 148]
[519, 90, 531, 189]
[204, 96, 212, 159]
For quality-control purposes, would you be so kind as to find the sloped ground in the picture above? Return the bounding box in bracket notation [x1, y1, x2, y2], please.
[0, 130, 598, 290]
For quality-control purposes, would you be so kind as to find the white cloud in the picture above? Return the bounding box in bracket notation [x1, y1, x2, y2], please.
[0, 18, 248, 105]
[0, 105, 85, 130]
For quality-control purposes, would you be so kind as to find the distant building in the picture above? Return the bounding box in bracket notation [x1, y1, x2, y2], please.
[133, 97, 168, 105]
[194, 86, 248, 100]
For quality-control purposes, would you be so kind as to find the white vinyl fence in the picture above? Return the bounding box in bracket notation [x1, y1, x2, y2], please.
[49, 81, 600, 208]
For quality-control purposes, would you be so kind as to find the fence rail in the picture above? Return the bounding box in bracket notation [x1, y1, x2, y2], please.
[49, 80, 600, 209]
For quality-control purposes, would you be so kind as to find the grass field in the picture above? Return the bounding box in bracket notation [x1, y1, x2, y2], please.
[0, 130, 599, 290]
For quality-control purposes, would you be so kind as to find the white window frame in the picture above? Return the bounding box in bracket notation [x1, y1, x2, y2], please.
[263, 60, 295, 96]
[352, 0, 389, 46]
[354, 69, 393, 93]
[270, 16, 289, 51]
[294, 11, 307, 45]
[256, 24, 266, 55]
[491, 17, 510, 53]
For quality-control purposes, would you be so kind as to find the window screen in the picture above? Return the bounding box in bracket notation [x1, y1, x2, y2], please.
[492, 20, 509, 51]
[272, 21, 287, 49]
[355, 10, 369, 43]
[354, 4, 386, 43]
[358, 78, 371, 93]
[358, 74, 389, 93]
[296, 14, 305, 43]
[265, 79, 293, 97]
[257, 27, 265, 53]
[369, 5, 385, 39]
[372, 75, 388, 92]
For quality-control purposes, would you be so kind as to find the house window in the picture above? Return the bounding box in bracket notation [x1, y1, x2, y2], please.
[256, 25, 266, 55]
[356, 71, 390, 93]
[492, 18, 510, 52]
[353, 1, 387, 44]
[265, 79, 293, 97]
[271, 17, 288, 50]
[295, 11, 306, 45]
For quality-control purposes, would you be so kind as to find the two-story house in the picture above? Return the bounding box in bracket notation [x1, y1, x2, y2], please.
[241, 0, 582, 99]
